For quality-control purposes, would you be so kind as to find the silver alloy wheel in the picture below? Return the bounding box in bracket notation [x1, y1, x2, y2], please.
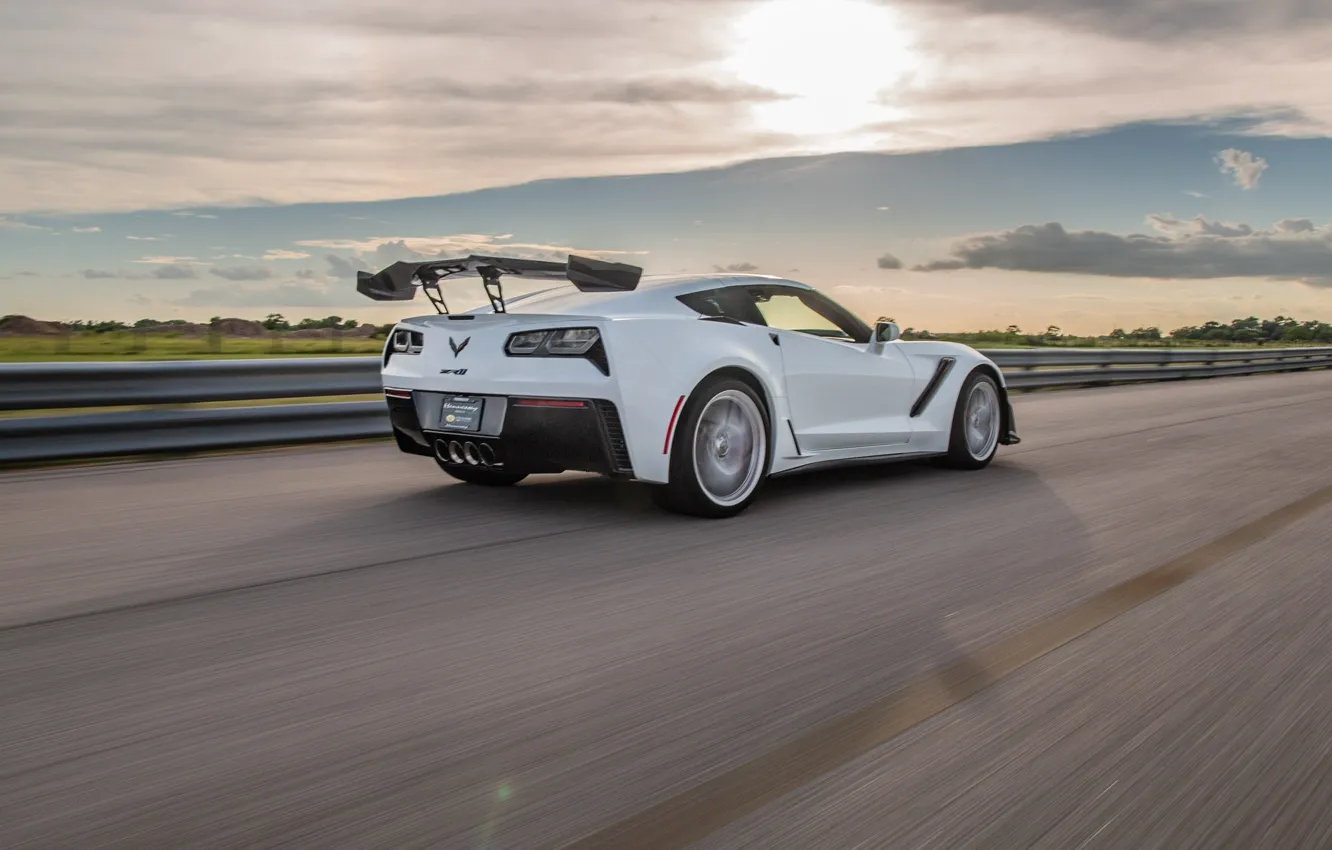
[692, 389, 766, 507]
[964, 379, 1000, 461]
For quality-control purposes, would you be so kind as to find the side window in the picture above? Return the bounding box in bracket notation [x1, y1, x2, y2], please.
[750, 288, 870, 343]
[677, 288, 765, 324]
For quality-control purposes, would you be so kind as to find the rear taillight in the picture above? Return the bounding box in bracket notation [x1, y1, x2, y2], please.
[391, 329, 424, 354]
[503, 327, 608, 375]
[504, 327, 599, 356]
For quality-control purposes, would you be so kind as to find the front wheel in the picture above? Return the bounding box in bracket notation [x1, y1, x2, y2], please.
[936, 370, 1002, 470]
[436, 461, 528, 486]
[652, 377, 770, 518]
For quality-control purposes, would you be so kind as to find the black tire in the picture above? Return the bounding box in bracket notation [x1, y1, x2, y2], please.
[935, 369, 1003, 470]
[436, 461, 528, 486]
[651, 376, 770, 518]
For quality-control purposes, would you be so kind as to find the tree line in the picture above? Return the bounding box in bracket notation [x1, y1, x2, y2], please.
[57, 314, 376, 333]
[894, 315, 1332, 345]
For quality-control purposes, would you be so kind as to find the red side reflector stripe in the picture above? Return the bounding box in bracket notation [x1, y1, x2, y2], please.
[663, 394, 686, 454]
[513, 398, 588, 408]
[384, 389, 413, 399]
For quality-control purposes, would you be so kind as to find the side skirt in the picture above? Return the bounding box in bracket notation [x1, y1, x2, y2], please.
[766, 449, 947, 478]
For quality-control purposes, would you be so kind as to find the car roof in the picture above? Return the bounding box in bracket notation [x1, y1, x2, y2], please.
[468, 272, 815, 318]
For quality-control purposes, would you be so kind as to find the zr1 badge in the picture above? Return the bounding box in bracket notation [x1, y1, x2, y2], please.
[439, 368, 469, 375]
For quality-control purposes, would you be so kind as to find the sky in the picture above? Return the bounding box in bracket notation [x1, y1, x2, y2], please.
[3, 0, 1332, 335]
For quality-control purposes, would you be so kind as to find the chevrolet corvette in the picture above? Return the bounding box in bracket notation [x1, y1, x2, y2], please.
[358, 254, 1019, 517]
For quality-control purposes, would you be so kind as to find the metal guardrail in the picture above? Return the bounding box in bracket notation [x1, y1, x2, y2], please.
[1, 347, 1329, 464]
[0, 357, 379, 411]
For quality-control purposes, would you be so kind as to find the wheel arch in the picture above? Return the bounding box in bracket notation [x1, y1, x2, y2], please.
[671, 364, 778, 480]
[701, 365, 773, 420]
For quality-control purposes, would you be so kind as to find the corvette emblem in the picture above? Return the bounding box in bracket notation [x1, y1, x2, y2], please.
[448, 336, 470, 357]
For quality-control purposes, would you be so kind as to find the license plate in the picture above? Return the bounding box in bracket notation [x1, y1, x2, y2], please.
[440, 395, 484, 431]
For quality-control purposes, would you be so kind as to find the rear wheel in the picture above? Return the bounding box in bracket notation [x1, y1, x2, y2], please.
[936, 370, 1002, 470]
[652, 377, 769, 518]
[436, 460, 528, 486]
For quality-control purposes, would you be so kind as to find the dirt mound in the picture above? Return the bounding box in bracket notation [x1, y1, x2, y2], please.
[210, 318, 266, 337]
[0, 315, 64, 336]
[137, 322, 208, 337]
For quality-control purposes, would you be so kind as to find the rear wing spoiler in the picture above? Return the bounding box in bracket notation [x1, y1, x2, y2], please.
[356, 253, 644, 314]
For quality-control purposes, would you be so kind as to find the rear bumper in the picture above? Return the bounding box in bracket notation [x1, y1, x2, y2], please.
[386, 391, 633, 476]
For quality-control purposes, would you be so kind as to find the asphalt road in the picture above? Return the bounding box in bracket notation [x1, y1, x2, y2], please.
[3, 371, 1332, 849]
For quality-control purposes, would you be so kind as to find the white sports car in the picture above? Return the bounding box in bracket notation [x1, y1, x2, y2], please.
[359, 254, 1019, 517]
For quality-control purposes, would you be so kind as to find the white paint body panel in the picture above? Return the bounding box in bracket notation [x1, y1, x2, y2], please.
[379, 273, 1007, 484]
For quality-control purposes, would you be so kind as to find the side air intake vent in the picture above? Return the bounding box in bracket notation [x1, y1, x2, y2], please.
[593, 400, 632, 473]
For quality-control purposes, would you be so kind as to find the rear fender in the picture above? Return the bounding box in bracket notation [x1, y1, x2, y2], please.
[610, 317, 788, 484]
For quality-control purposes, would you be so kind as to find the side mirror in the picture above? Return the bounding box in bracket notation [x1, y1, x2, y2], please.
[875, 320, 901, 343]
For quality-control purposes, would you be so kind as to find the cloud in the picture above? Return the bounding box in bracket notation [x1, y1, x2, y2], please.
[127, 234, 171, 241]
[876, 252, 904, 269]
[1146, 214, 1253, 237]
[902, 0, 1332, 43]
[295, 268, 317, 279]
[915, 216, 1332, 284]
[81, 269, 118, 279]
[1215, 148, 1268, 189]
[713, 262, 758, 272]
[299, 232, 644, 260]
[132, 255, 207, 264]
[395, 77, 786, 106]
[170, 211, 219, 219]
[325, 254, 371, 281]
[72, 225, 101, 233]
[151, 264, 200, 279]
[1184, 190, 1207, 198]
[1275, 218, 1316, 233]
[0, 216, 44, 231]
[4, 0, 1332, 214]
[262, 248, 311, 260]
[208, 264, 273, 281]
[173, 280, 369, 309]
[832, 284, 908, 295]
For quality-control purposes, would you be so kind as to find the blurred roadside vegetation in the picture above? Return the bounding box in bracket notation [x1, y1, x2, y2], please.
[2, 313, 1331, 361]
[0, 313, 393, 361]
[890, 316, 1332, 349]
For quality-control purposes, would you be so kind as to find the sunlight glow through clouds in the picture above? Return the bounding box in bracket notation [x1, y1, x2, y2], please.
[726, 0, 920, 138]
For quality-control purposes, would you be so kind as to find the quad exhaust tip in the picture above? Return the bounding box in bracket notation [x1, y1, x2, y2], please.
[436, 438, 496, 467]
[463, 442, 481, 466]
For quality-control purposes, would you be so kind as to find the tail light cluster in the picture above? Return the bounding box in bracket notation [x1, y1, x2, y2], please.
[504, 327, 608, 375]
[391, 329, 424, 353]
[384, 327, 424, 365]
[505, 327, 598, 355]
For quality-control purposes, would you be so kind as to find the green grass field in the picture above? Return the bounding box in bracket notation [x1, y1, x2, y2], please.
[0, 333, 387, 361]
